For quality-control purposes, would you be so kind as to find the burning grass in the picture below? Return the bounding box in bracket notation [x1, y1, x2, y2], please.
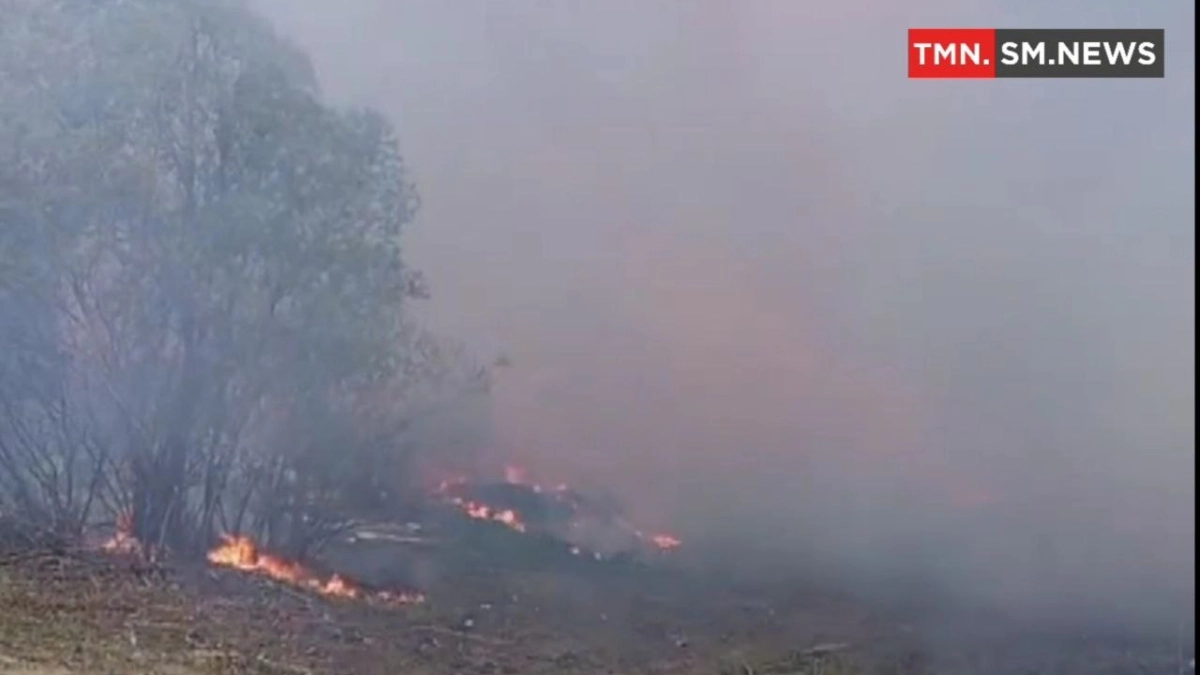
[4, 497, 1187, 675]
[432, 464, 685, 557]
[3, 534, 1187, 675]
[0, 526, 888, 675]
[206, 534, 424, 605]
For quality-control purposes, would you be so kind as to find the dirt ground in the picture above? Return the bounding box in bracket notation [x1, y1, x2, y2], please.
[0, 537, 915, 675]
[0, 537, 1191, 675]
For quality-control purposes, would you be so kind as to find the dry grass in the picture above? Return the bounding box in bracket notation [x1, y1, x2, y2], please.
[7, 544, 1179, 675]
[0, 546, 891, 675]
[0, 551, 312, 675]
[1, 518, 1185, 675]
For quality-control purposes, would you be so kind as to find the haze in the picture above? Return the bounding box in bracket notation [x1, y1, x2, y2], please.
[251, 0, 1195, 635]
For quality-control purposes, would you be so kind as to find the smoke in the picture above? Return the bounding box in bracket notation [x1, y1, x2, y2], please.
[251, 0, 1195, 636]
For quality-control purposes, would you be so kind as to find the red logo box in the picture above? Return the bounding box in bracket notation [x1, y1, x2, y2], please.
[908, 28, 997, 78]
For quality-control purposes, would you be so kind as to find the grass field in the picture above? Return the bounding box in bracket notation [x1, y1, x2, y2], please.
[0, 531, 1188, 675]
[0, 543, 895, 675]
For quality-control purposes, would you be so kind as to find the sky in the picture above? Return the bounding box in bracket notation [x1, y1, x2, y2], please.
[250, 0, 1195, 634]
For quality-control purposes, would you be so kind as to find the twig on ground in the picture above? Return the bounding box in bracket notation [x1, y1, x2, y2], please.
[409, 624, 513, 647]
[256, 653, 315, 675]
[802, 642, 851, 657]
[0, 550, 55, 566]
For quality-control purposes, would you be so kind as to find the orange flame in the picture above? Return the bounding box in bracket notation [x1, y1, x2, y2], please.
[100, 511, 145, 556]
[450, 497, 528, 533]
[432, 463, 684, 553]
[207, 534, 423, 604]
[648, 533, 682, 550]
[627, 523, 684, 552]
[434, 469, 531, 533]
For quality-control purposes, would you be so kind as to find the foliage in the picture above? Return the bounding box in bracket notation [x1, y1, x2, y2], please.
[0, 0, 483, 555]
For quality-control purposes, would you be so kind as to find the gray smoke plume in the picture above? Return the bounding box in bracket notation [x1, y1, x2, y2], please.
[252, 0, 1195, 637]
